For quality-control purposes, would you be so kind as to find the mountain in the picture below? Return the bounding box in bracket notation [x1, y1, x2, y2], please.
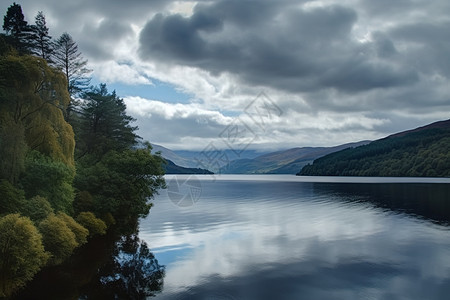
[163, 159, 213, 174]
[299, 119, 450, 177]
[220, 141, 370, 174]
[152, 143, 268, 169]
[151, 144, 197, 168]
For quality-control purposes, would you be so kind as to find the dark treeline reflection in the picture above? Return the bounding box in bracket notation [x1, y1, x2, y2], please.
[12, 232, 165, 300]
[313, 183, 450, 225]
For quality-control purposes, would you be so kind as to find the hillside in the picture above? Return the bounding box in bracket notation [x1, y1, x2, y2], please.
[299, 119, 450, 177]
[152, 144, 267, 169]
[151, 144, 196, 168]
[220, 141, 370, 174]
[164, 159, 213, 174]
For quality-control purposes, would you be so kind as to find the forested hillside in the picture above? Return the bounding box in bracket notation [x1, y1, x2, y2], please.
[0, 3, 165, 297]
[299, 120, 450, 177]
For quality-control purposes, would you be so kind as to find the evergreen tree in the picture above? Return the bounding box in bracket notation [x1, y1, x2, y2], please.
[77, 84, 139, 158]
[30, 11, 53, 61]
[2, 2, 30, 53]
[53, 32, 91, 97]
[53, 33, 91, 121]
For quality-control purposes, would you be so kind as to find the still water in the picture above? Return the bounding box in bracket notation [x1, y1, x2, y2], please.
[139, 175, 450, 300]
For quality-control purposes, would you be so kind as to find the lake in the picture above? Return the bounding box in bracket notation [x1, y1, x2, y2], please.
[138, 175, 450, 300]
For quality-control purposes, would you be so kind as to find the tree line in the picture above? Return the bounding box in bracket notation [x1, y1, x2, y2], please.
[299, 126, 450, 177]
[0, 3, 165, 297]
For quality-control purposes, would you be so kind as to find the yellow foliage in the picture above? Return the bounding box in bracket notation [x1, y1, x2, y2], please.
[0, 214, 49, 297]
[0, 54, 75, 167]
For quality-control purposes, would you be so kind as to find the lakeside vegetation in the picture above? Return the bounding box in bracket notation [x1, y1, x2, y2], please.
[0, 3, 165, 297]
[299, 120, 450, 177]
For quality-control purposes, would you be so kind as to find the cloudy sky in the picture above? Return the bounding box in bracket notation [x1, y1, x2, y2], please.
[3, 0, 450, 151]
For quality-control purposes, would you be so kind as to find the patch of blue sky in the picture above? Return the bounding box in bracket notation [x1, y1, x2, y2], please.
[91, 76, 193, 104]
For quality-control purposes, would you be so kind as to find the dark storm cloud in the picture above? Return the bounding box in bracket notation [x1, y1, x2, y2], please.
[139, 1, 418, 94]
[1, 0, 170, 60]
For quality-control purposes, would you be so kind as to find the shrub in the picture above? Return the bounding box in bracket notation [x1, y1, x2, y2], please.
[76, 212, 107, 237]
[38, 214, 78, 265]
[0, 180, 25, 215]
[21, 195, 54, 222]
[0, 214, 48, 297]
[56, 212, 88, 246]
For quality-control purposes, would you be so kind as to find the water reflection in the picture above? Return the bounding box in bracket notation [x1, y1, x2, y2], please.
[80, 234, 165, 299]
[140, 176, 450, 300]
[13, 232, 165, 300]
[312, 182, 450, 225]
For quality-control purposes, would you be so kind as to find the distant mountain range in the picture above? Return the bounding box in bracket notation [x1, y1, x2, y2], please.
[219, 141, 370, 174]
[151, 119, 450, 176]
[151, 141, 369, 175]
[299, 119, 450, 177]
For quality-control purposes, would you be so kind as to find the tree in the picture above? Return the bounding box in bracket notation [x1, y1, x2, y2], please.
[20, 151, 75, 213]
[76, 212, 107, 237]
[75, 146, 165, 224]
[30, 11, 53, 61]
[21, 195, 54, 222]
[38, 213, 78, 265]
[56, 212, 88, 246]
[2, 2, 30, 53]
[0, 214, 49, 297]
[0, 54, 75, 166]
[53, 33, 91, 109]
[0, 179, 25, 215]
[0, 115, 26, 184]
[2, 3, 27, 35]
[77, 84, 139, 158]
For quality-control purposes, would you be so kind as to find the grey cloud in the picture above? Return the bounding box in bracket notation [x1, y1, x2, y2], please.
[79, 18, 134, 60]
[139, 1, 418, 94]
[371, 32, 397, 58]
[389, 21, 450, 76]
[1, 0, 170, 61]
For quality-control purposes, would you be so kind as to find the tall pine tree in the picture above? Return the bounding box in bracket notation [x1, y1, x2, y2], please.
[30, 11, 53, 61]
[53, 33, 91, 96]
[53, 33, 91, 120]
[77, 84, 139, 158]
[2, 2, 32, 54]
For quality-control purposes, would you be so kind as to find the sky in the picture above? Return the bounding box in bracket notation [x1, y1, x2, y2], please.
[2, 0, 450, 151]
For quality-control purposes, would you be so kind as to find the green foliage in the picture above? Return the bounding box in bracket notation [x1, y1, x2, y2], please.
[0, 6, 166, 294]
[30, 11, 53, 61]
[0, 179, 25, 215]
[38, 213, 78, 265]
[0, 34, 13, 55]
[0, 115, 27, 183]
[0, 214, 48, 297]
[76, 212, 107, 237]
[299, 127, 450, 177]
[0, 53, 75, 166]
[75, 147, 165, 222]
[21, 195, 53, 222]
[20, 151, 75, 213]
[56, 212, 88, 246]
[2, 3, 31, 54]
[102, 212, 116, 227]
[76, 84, 139, 157]
[73, 190, 95, 214]
[2, 3, 27, 36]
